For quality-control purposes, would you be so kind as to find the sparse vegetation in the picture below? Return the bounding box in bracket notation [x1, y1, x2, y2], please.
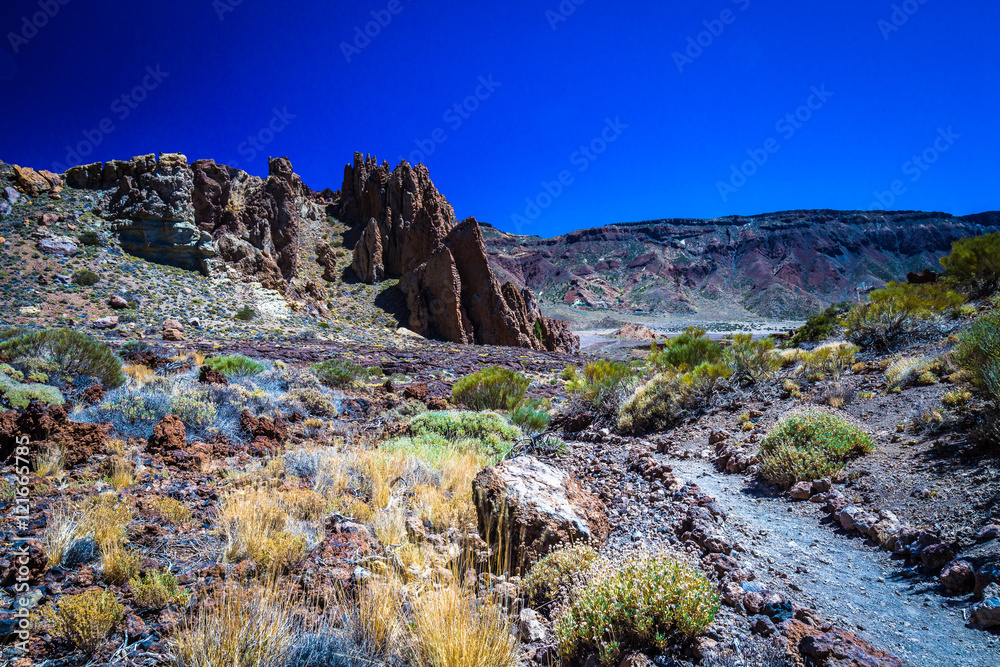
[649, 326, 723, 371]
[72, 269, 100, 286]
[408, 410, 520, 453]
[726, 334, 780, 384]
[954, 306, 1000, 408]
[788, 301, 851, 346]
[311, 358, 370, 388]
[129, 569, 189, 609]
[566, 359, 635, 419]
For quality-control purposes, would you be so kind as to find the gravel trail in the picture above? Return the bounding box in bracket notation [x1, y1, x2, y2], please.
[665, 456, 1000, 667]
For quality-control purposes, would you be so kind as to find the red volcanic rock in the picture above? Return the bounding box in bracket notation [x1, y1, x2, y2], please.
[338, 152, 456, 276]
[197, 365, 228, 385]
[351, 218, 386, 283]
[82, 384, 105, 405]
[148, 415, 186, 453]
[0, 402, 109, 468]
[239, 410, 289, 446]
[400, 243, 473, 345]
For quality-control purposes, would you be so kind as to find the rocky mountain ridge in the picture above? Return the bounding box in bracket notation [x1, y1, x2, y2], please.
[483, 210, 1000, 319]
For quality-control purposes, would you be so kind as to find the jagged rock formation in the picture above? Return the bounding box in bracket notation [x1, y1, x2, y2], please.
[484, 210, 1000, 319]
[339, 153, 578, 352]
[66, 154, 324, 289]
[340, 153, 456, 276]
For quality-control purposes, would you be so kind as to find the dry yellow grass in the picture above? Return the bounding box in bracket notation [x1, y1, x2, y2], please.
[108, 456, 136, 490]
[102, 546, 141, 585]
[218, 487, 321, 573]
[147, 496, 193, 524]
[410, 585, 519, 667]
[123, 363, 155, 385]
[172, 581, 298, 667]
[34, 444, 66, 479]
[42, 501, 79, 567]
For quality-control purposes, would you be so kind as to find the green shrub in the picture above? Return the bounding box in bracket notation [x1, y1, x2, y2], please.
[555, 553, 719, 666]
[0, 371, 65, 408]
[509, 399, 551, 435]
[940, 232, 1000, 298]
[523, 544, 598, 607]
[78, 230, 107, 247]
[285, 387, 338, 416]
[802, 342, 859, 381]
[0, 328, 125, 388]
[649, 327, 722, 371]
[37, 588, 124, 654]
[170, 390, 218, 427]
[884, 356, 934, 391]
[726, 334, 779, 385]
[788, 302, 852, 346]
[954, 307, 1000, 406]
[73, 269, 100, 286]
[451, 366, 529, 411]
[617, 362, 730, 435]
[408, 410, 520, 452]
[234, 306, 257, 321]
[845, 283, 965, 351]
[758, 410, 874, 488]
[129, 569, 189, 609]
[567, 359, 634, 417]
[203, 354, 265, 378]
[311, 358, 370, 388]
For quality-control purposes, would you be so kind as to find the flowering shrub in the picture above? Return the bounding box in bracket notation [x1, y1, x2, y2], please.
[759, 410, 874, 488]
[555, 552, 718, 665]
[522, 544, 597, 607]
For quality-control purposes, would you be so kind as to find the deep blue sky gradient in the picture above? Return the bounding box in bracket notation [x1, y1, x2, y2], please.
[1, 0, 998, 236]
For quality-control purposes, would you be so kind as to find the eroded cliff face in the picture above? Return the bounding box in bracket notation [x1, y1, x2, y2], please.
[67, 154, 326, 290]
[483, 210, 1000, 318]
[341, 153, 579, 353]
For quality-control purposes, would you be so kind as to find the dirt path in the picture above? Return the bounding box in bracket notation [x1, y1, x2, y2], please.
[663, 455, 1000, 667]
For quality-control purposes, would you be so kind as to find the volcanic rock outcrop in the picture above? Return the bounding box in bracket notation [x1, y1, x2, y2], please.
[66, 154, 324, 289]
[340, 153, 578, 352]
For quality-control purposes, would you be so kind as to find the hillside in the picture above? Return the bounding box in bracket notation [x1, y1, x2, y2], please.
[483, 210, 1000, 321]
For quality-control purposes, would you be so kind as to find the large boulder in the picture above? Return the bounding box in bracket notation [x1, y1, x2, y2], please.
[472, 456, 608, 571]
[11, 165, 60, 196]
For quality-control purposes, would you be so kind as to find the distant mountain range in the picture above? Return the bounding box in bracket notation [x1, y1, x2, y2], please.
[482, 210, 1000, 319]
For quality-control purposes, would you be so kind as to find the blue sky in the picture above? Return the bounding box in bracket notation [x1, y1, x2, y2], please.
[1, 0, 998, 237]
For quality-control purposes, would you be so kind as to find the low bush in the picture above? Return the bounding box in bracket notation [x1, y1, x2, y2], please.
[0, 370, 65, 408]
[802, 342, 858, 381]
[37, 588, 124, 654]
[884, 356, 935, 391]
[617, 362, 731, 435]
[566, 359, 635, 419]
[129, 569, 189, 609]
[203, 354, 265, 378]
[509, 399, 551, 435]
[649, 327, 722, 371]
[234, 306, 257, 321]
[726, 334, 780, 385]
[102, 546, 141, 585]
[285, 387, 338, 416]
[451, 366, 529, 411]
[523, 544, 598, 607]
[170, 389, 218, 428]
[408, 411, 521, 453]
[555, 552, 719, 665]
[72, 269, 100, 286]
[78, 230, 107, 247]
[758, 410, 874, 488]
[788, 302, 852, 346]
[954, 307, 1000, 407]
[0, 328, 125, 388]
[86, 388, 171, 438]
[940, 232, 1000, 298]
[311, 358, 370, 388]
[844, 283, 965, 351]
